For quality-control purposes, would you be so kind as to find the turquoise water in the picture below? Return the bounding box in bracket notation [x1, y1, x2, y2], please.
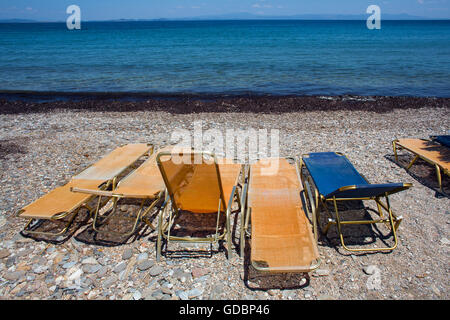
[0, 20, 449, 97]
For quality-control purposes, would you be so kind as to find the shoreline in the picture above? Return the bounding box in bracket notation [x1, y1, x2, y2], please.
[0, 94, 448, 114]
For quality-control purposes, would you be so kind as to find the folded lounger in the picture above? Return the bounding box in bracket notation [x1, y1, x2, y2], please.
[300, 152, 412, 253]
[242, 158, 320, 273]
[393, 138, 449, 194]
[71, 146, 176, 237]
[155, 150, 243, 260]
[17, 144, 153, 237]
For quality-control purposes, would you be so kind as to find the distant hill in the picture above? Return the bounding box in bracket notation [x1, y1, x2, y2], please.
[178, 12, 435, 21]
[0, 19, 37, 23]
[1, 12, 447, 23]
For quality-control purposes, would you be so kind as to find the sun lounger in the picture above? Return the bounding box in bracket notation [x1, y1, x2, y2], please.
[242, 158, 320, 273]
[393, 138, 449, 193]
[17, 143, 152, 237]
[71, 146, 174, 237]
[431, 135, 450, 148]
[155, 150, 243, 260]
[300, 152, 411, 253]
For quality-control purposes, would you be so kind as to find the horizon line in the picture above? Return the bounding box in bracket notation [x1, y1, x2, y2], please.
[1, 12, 450, 23]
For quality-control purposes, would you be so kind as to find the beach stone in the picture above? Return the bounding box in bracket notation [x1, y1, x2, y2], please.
[137, 252, 148, 262]
[81, 257, 98, 265]
[192, 267, 209, 279]
[122, 248, 133, 260]
[0, 216, 6, 228]
[32, 265, 48, 274]
[10, 282, 26, 296]
[113, 262, 127, 274]
[282, 290, 297, 299]
[195, 275, 210, 283]
[68, 269, 83, 281]
[97, 266, 109, 277]
[314, 269, 331, 277]
[62, 261, 76, 269]
[137, 260, 154, 271]
[6, 256, 16, 268]
[102, 275, 118, 288]
[0, 249, 11, 259]
[363, 265, 378, 275]
[149, 265, 164, 276]
[161, 287, 172, 295]
[430, 284, 441, 296]
[176, 290, 189, 300]
[87, 290, 99, 299]
[133, 291, 142, 300]
[173, 268, 191, 281]
[142, 288, 156, 300]
[3, 270, 26, 281]
[187, 287, 204, 299]
[83, 264, 102, 274]
[16, 248, 34, 257]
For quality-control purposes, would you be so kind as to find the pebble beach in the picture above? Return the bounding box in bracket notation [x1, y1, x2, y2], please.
[0, 95, 449, 300]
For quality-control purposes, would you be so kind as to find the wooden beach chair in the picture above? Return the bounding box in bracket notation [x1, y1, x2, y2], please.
[300, 152, 412, 253]
[155, 150, 243, 260]
[393, 138, 449, 194]
[17, 144, 152, 237]
[241, 158, 320, 273]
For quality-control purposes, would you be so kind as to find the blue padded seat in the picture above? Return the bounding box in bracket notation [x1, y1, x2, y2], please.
[303, 152, 407, 199]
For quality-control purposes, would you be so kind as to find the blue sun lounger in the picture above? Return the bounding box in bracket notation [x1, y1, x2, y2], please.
[299, 152, 412, 253]
[431, 135, 450, 148]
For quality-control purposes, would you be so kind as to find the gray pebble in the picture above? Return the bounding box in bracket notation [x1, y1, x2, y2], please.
[102, 275, 118, 288]
[137, 260, 154, 271]
[62, 261, 76, 269]
[137, 252, 148, 262]
[149, 265, 164, 276]
[3, 270, 25, 281]
[187, 287, 204, 299]
[0, 249, 11, 259]
[97, 266, 109, 277]
[176, 290, 189, 300]
[133, 291, 142, 300]
[122, 248, 133, 260]
[113, 261, 127, 273]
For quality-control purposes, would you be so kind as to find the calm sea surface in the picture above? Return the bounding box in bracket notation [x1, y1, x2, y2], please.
[0, 20, 449, 97]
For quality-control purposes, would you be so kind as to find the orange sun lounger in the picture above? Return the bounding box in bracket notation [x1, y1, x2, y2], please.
[155, 150, 243, 260]
[242, 158, 320, 273]
[17, 143, 152, 237]
[71, 146, 175, 237]
[393, 138, 450, 193]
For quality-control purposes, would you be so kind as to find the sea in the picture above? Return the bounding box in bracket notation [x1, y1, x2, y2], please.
[0, 20, 449, 97]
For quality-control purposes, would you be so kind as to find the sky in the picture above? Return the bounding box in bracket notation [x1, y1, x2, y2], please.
[0, 0, 449, 21]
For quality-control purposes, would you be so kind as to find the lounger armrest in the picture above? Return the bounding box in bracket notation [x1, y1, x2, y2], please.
[70, 187, 114, 197]
[325, 183, 412, 199]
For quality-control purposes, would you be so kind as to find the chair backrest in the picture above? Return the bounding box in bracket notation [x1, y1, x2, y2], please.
[73, 143, 152, 181]
[156, 151, 226, 213]
[302, 152, 368, 198]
